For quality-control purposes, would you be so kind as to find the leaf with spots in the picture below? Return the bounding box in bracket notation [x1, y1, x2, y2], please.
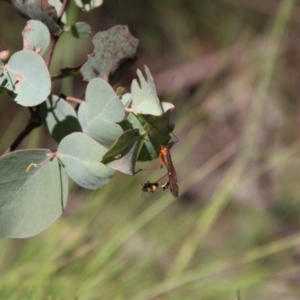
[7, 0, 59, 34]
[22, 20, 50, 55]
[0, 50, 51, 107]
[80, 25, 139, 82]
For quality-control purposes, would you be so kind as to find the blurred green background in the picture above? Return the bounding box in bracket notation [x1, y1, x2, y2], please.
[1, 0, 300, 299]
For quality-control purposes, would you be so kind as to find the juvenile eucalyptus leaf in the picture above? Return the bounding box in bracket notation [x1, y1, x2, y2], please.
[3, 50, 51, 107]
[131, 66, 175, 116]
[22, 20, 50, 55]
[57, 132, 115, 190]
[7, 0, 59, 34]
[78, 78, 125, 147]
[39, 95, 82, 143]
[0, 150, 68, 238]
[80, 25, 138, 82]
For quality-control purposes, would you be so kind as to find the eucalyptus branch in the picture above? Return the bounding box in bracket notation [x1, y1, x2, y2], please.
[57, 0, 69, 24]
[45, 0, 69, 67]
[8, 107, 42, 153]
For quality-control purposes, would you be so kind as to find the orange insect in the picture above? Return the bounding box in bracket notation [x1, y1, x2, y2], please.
[158, 145, 179, 197]
[136, 120, 179, 197]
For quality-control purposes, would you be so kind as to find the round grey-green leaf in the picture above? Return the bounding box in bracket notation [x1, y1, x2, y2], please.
[0, 149, 68, 238]
[22, 20, 50, 55]
[9, 0, 59, 34]
[78, 78, 125, 147]
[7, 50, 51, 106]
[57, 132, 115, 190]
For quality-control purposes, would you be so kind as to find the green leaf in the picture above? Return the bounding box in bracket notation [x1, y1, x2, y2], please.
[0, 150, 68, 238]
[22, 20, 50, 55]
[39, 95, 82, 143]
[51, 65, 82, 81]
[57, 132, 115, 190]
[131, 66, 175, 116]
[68, 22, 92, 39]
[74, 0, 103, 12]
[8, 0, 59, 34]
[102, 129, 141, 175]
[128, 111, 174, 161]
[80, 25, 138, 82]
[78, 78, 125, 147]
[1, 50, 51, 107]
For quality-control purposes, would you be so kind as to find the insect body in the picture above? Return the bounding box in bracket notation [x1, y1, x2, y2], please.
[141, 181, 159, 193]
[158, 145, 179, 197]
[140, 144, 179, 198]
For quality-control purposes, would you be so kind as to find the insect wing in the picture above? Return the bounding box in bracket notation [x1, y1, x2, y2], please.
[167, 160, 179, 197]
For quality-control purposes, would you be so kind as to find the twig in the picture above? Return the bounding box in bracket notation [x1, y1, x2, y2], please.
[45, 0, 69, 67]
[8, 107, 42, 152]
[57, 0, 69, 24]
[66, 96, 84, 104]
[8, 0, 71, 152]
